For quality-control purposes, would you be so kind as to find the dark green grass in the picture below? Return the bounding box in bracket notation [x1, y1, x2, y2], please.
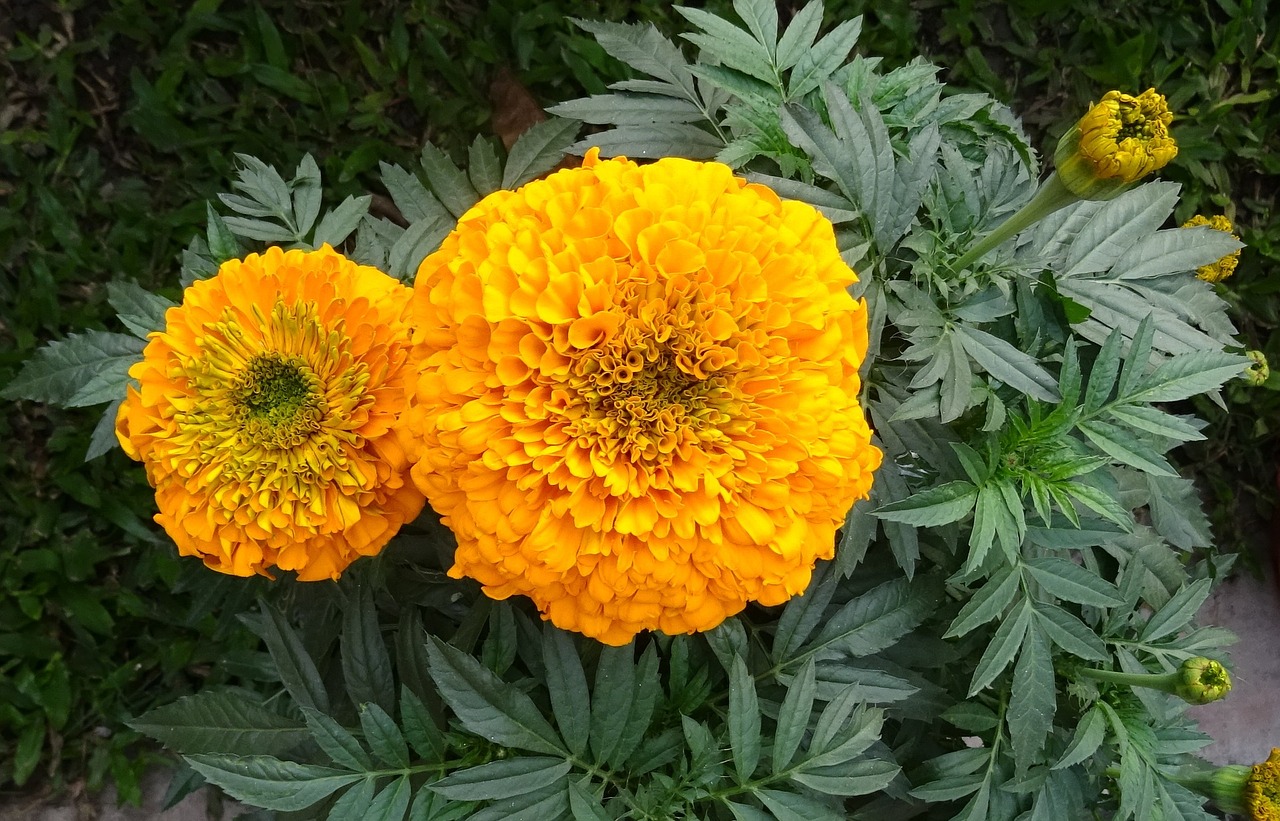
[1, 0, 1276, 799]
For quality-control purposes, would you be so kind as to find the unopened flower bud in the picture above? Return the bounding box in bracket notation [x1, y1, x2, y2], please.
[1055, 88, 1177, 201]
[1174, 657, 1232, 705]
[1245, 351, 1270, 386]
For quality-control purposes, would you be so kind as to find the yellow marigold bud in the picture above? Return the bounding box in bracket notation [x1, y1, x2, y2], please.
[1054, 88, 1177, 200]
[1177, 749, 1280, 819]
[1182, 214, 1242, 282]
[405, 149, 882, 645]
[1245, 351, 1270, 386]
[1173, 656, 1232, 705]
[1248, 749, 1280, 821]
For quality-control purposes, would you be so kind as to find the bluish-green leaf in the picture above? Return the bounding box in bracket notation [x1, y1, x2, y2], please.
[775, 0, 823, 70]
[589, 643, 635, 764]
[2, 331, 143, 406]
[1007, 627, 1056, 773]
[129, 690, 308, 757]
[430, 757, 572, 801]
[291, 154, 323, 237]
[955, 323, 1060, 401]
[946, 565, 1021, 639]
[467, 136, 503, 196]
[312, 195, 372, 248]
[1053, 705, 1107, 769]
[804, 576, 940, 662]
[789, 757, 899, 796]
[775, 564, 837, 663]
[728, 656, 762, 781]
[185, 755, 361, 812]
[1026, 557, 1123, 607]
[302, 708, 372, 772]
[969, 600, 1033, 695]
[400, 686, 447, 763]
[773, 658, 816, 774]
[873, 481, 978, 527]
[502, 118, 582, 189]
[787, 17, 861, 99]
[542, 629, 591, 758]
[1033, 605, 1108, 661]
[1140, 578, 1212, 643]
[107, 280, 175, 339]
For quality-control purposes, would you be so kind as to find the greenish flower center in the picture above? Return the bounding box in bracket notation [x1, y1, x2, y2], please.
[232, 354, 325, 448]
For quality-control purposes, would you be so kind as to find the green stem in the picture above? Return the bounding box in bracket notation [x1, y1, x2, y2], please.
[950, 172, 1078, 272]
[1077, 667, 1177, 692]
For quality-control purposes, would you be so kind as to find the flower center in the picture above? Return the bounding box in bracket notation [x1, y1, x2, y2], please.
[231, 353, 325, 449]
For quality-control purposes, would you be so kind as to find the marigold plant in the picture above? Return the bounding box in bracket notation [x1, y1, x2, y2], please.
[115, 245, 425, 580]
[405, 149, 881, 644]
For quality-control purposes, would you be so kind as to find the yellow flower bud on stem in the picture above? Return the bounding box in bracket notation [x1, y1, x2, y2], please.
[1171, 748, 1280, 820]
[1078, 657, 1232, 705]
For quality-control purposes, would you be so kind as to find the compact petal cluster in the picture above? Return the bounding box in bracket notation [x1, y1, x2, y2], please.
[1247, 749, 1280, 821]
[116, 245, 425, 580]
[1182, 214, 1241, 282]
[405, 149, 881, 644]
[1055, 88, 1177, 200]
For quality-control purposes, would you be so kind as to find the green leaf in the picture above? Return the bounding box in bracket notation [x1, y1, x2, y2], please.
[945, 564, 1021, 638]
[222, 215, 299, 243]
[548, 93, 705, 125]
[467, 781, 569, 821]
[1079, 420, 1176, 477]
[804, 576, 940, 662]
[360, 703, 410, 769]
[85, 400, 123, 461]
[1114, 225, 1244, 279]
[1084, 327, 1124, 413]
[573, 19, 699, 103]
[328, 777, 377, 821]
[1106, 404, 1205, 443]
[1128, 350, 1250, 403]
[1145, 474, 1213, 550]
[468, 136, 503, 196]
[757, 787, 844, 821]
[1065, 183, 1179, 275]
[773, 658, 816, 774]
[129, 690, 310, 758]
[387, 214, 452, 282]
[400, 686, 447, 763]
[1033, 605, 1108, 661]
[789, 757, 899, 796]
[733, 0, 779, 56]
[1025, 557, 1123, 607]
[788, 17, 861, 99]
[1007, 627, 1055, 774]
[567, 777, 611, 821]
[775, 0, 823, 71]
[541, 629, 591, 758]
[728, 656, 762, 782]
[291, 154, 323, 237]
[954, 324, 1060, 401]
[575, 123, 724, 160]
[185, 754, 361, 812]
[206, 203, 241, 263]
[252, 602, 329, 714]
[379, 162, 448, 225]
[969, 600, 1032, 695]
[410, 783, 475, 821]
[873, 481, 978, 527]
[502, 118, 582, 190]
[678, 7, 776, 84]
[303, 708, 372, 772]
[589, 643, 635, 765]
[312, 195, 372, 248]
[941, 702, 1000, 732]
[107, 280, 175, 339]
[1053, 705, 1107, 769]
[424, 635, 566, 756]
[342, 581, 396, 716]
[1140, 578, 1212, 643]
[420, 143, 479, 218]
[2, 331, 143, 405]
[12, 723, 45, 787]
[367, 775, 414, 821]
[611, 644, 660, 768]
[726, 800, 775, 821]
[775, 564, 837, 664]
[805, 701, 882, 770]
[431, 757, 572, 801]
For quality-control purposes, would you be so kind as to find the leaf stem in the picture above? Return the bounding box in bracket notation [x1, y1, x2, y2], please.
[950, 172, 1077, 273]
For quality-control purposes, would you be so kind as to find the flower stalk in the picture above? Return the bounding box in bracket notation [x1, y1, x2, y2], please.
[1078, 657, 1232, 705]
[950, 171, 1077, 271]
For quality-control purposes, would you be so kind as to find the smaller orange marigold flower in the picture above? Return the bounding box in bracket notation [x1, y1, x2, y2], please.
[1055, 88, 1177, 200]
[405, 149, 881, 645]
[1182, 214, 1241, 282]
[116, 245, 425, 581]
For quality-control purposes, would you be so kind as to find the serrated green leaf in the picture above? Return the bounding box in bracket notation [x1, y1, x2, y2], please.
[725, 800, 775, 821]
[1079, 420, 1176, 477]
[251, 603, 329, 714]
[302, 709, 372, 772]
[501, 118, 582, 189]
[733, 0, 779, 56]
[790, 757, 899, 796]
[205, 203, 241, 263]
[804, 702, 882, 769]
[380, 162, 447, 225]
[425, 636, 566, 756]
[775, 564, 837, 663]
[873, 481, 978, 527]
[969, 600, 1032, 695]
[1033, 605, 1108, 661]
[1140, 578, 1212, 642]
[2, 331, 144, 406]
[775, 0, 823, 71]
[1007, 627, 1055, 773]
[804, 576, 940, 662]
[1145, 474, 1213, 550]
[128, 690, 308, 757]
[946, 565, 1021, 638]
[85, 399, 123, 461]
[400, 686, 446, 763]
[420, 143, 479, 218]
[589, 643, 634, 765]
[611, 644, 659, 768]
[542, 629, 591, 758]
[773, 658, 816, 775]
[221, 215, 299, 243]
[728, 656, 762, 782]
[909, 773, 985, 802]
[573, 20, 699, 103]
[1053, 705, 1107, 769]
[1026, 557, 1123, 607]
[1114, 225, 1244, 279]
[941, 702, 1000, 732]
[481, 602, 518, 677]
[757, 787, 844, 821]
[107, 280, 175, 339]
[387, 214, 452, 282]
[1061, 481, 1131, 527]
[291, 154, 323, 237]
[1065, 184, 1179, 275]
[574, 123, 723, 160]
[342, 580, 395, 716]
[1128, 350, 1250, 404]
[366, 776, 413, 821]
[312, 195, 372, 248]
[788, 17, 861, 100]
[1106, 404, 1205, 443]
[567, 777, 611, 821]
[185, 754, 361, 812]
[678, 7, 776, 84]
[360, 703, 409, 769]
[467, 136, 503, 196]
[430, 757, 572, 801]
[467, 780, 569, 821]
[954, 324, 1060, 401]
[328, 776, 377, 821]
[549, 93, 705, 126]
[410, 783, 475, 821]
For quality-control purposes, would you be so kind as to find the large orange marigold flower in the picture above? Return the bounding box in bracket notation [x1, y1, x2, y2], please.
[116, 245, 425, 581]
[406, 150, 881, 645]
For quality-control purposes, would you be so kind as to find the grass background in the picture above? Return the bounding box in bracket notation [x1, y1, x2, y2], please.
[1, 0, 1276, 801]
